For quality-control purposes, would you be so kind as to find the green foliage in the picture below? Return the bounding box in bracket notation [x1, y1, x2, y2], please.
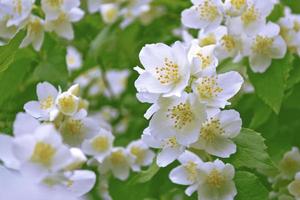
[248, 54, 294, 114]
[234, 171, 269, 200]
[0, 32, 25, 73]
[227, 128, 278, 176]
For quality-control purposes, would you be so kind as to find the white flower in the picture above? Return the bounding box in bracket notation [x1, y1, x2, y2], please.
[45, 8, 84, 40]
[197, 26, 226, 47]
[100, 3, 119, 24]
[169, 150, 203, 196]
[243, 22, 287, 73]
[142, 128, 185, 167]
[24, 82, 59, 121]
[181, 0, 223, 31]
[135, 42, 190, 97]
[99, 147, 133, 181]
[5, 0, 33, 27]
[66, 46, 82, 72]
[227, 0, 275, 35]
[288, 172, 300, 199]
[191, 110, 242, 158]
[59, 113, 99, 147]
[12, 124, 72, 181]
[81, 128, 114, 162]
[149, 93, 206, 145]
[192, 71, 244, 108]
[214, 27, 243, 61]
[188, 41, 218, 76]
[56, 88, 80, 116]
[278, 9, 300, 56]
[20, 15, 45, 51]
[197, 160, 237, 200]
[279, 147, 300, 180]
[127, 140, 155, 172]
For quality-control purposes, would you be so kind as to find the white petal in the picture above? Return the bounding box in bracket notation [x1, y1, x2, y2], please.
[66, 170, 96, 196]
[157, 146, 183, 167]
[169, 165, 193, 185]
[24, 101, 47, 119]
[249, 54, 272, 73]
[13, 112, 40, 137]
[36, 82, 58, 101]
[0, 134, 20, 169]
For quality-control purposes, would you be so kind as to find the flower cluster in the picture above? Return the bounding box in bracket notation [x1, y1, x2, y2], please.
[0, 0, 85, 51]
[278, 7, 300, 57]
[134, 31, 244, 198]
[0, 81, 154, 199]
[87, 0, 161, 28]
[269, 147, 300, 199]
[180, 0, 287, 73]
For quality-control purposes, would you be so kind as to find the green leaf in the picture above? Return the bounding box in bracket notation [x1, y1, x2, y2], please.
[235, 171, 269, 200]
[249, 99, 272, 129]
[227, 128, 278, 176]
[0, 31, 25, 73]
[248, 53, 294, 114]
[128, 161, 160, 185]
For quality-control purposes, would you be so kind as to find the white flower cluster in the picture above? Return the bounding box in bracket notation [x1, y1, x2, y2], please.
[269, 147, 300, 199]
[0, 81, 154, 198]
[134, 29, 244, 198]
[278, 7, 300, 57]
[87, 0, 156, 28]
[180, 0, 288, 73]
[0, 0, 84, 50]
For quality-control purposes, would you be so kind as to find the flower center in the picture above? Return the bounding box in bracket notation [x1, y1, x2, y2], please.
[196, 53, 212, 69]
[155, 58, 180, 85]
[58, 94, 78, 114]
[231, 0, 246, 9]
[294, 21, 300, 32]
[66, 119, 83, 134]
[201, 118, 224, 142]
[130, 146, 146, 164]
[167, 102, 194, 129]
[241, 5, 259, 26]
[196, 76, 223, 99]
[196, 0, 220, 21]
[47, 0, 63, 7]
[29, 19, 43, 35]
[40, 96, 54, 110]
[207, 169, 225, 188]
[31, 142, 56, 167]
[164, 136, 179, 148]
[92, 136, 109, 152]
[110, 150, 126, 165]
[221, 35, 236, 51]
[185, 161, 198, 181]
[252, 35, 274, 55]
[199, 35, 216, 47]
[14, 0, 22, 15]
